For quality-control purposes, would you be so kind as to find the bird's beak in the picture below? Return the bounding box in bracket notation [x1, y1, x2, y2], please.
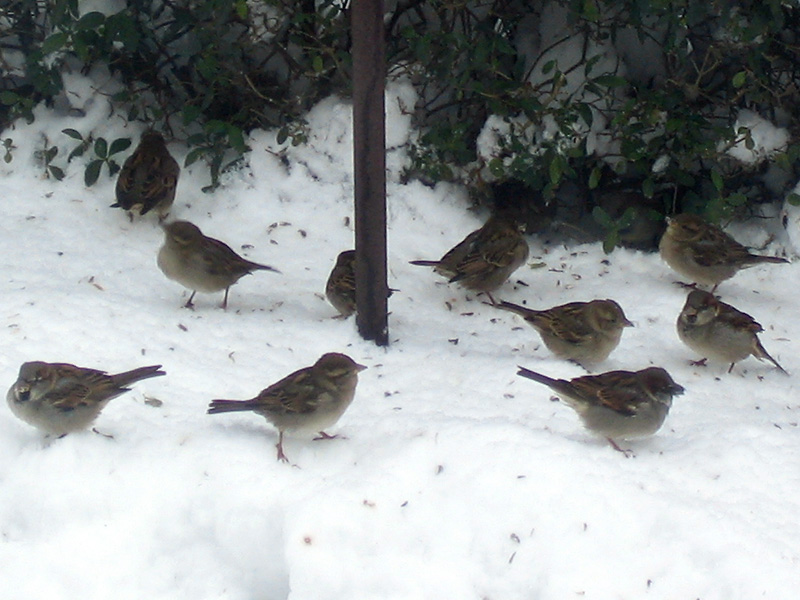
[356, 363, 368, 372]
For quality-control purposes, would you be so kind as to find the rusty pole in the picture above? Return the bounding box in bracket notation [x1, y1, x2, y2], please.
[352, 0, 388, 346]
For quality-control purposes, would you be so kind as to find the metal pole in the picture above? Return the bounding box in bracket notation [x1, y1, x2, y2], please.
[352, 0, 388, 346]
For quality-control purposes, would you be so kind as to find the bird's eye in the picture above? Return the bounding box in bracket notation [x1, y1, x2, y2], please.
[687, 315, 696, 324]
[17, 387, 30, 402]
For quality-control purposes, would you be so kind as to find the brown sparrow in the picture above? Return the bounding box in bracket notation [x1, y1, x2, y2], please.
[410, 215, 529, 303]
[495, 299, 632, 364]
[112, 131, 180, 219]
[157, 220, 280, 309]
[659, 213, 788, 291]
[677, 289, 787, 374]
[7, 361, 165, 436]
[207, 353, 366, 463]
[517, 365, 684, 454]
[326, 250, 357, 317]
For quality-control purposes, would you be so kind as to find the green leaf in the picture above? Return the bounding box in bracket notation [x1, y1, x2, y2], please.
[76, 11, 105, 30]
[109, 138, 132, 155]
[711, 170, 724, 192]
[94, 137, 108, 158]
[42, 32, 69, 54]
[62, 128, 83, 140]
[105, 13, 140, 49]
[84, 160, 103, 186]
[576, 103, 593, 128]
[642, 177, 655, 199]
[0, 91, 19, 105]
[182, 105, 202, 126]
[276, 127, 288, 145]
[727, 192, 748, 207]
[787, 193, 800, 206]
[592, 206, 615, 229]
[235, 0, 249, 19]
[49, 165, 65, 181]
[68, 143, 88, 161]
[549, 155, 563, 187]
[184, 148, 206, 167]
[602, 230, 619, 254]
[488, 158, 505, 178]
[618, 206, 637, 229]
[588, 167, 602, 189]
[582, 0, 601, 22]
[312, 54, 324, 73]
[732, 71, 747, 88]
[227, 126, 246, 153]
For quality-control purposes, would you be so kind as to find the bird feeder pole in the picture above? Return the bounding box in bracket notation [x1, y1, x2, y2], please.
[352, 0, 389, 346]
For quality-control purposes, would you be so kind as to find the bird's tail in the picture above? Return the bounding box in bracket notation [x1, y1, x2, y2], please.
[754, 341, 789, 375]
[748, 255, 789, 265]
[516, 366, 559, 387]
[409, 260, 439, 267]
[495, 300, 536, 317]
[251, 262, 281, 274]
[207, 398, 260, 414]
[111, 365, 166, 387]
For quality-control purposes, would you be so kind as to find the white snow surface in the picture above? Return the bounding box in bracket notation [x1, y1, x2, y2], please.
[1, 83, 800, 600]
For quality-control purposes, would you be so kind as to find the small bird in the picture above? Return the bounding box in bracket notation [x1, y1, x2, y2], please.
[207, 353, 366, 463]
[112, 131, 180, 219]
[516, 365, 684, 454]
[157, 220, 280, 309]
[676, 289, 787, 374]
[659, 213, 788, 291]
[494, 299, 633, 364]
[326, 250, 357, 317]
[410, 214, 529, 303]
[6, 361, 165, 436]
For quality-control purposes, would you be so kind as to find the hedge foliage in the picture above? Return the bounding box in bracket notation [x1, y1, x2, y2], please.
[1, 0, 799, 245]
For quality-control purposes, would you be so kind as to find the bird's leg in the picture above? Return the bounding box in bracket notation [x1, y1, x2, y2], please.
[689, 357, 708, 367]
[313, 430, 347, 441]
[606, 437, 635, 458]
[727, 362, 735, 374]
[183, 291, 197, 310]
[276, 431, 290, 463]
[672, 280, 698, 290]
[221, 288, 230, 311]
[484, 291, 498, 306]
[92, 427, 115, 439]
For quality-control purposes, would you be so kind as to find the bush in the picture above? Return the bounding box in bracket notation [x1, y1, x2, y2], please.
[1, 0, 799, 246]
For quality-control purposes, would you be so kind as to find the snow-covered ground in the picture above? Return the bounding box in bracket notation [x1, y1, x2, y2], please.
[1, 81, 799, 600]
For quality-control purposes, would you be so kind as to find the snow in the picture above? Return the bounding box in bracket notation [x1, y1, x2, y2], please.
[727, 109, 789, 164]
[1, 78, 800, 600]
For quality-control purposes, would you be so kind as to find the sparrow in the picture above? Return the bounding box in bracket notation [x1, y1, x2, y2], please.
[495, 299, 633, 364]
[112, 131, 180, 219]
[6, 361, 165, 436]
[207, 353, 366, 463]
[676, 289, 787, 374]
[157, 220, 281, 309]
[659, 213, 788, 291]
[326, 250, 357, 317]
[410, 214, 529, 303]
[516, 365, 684, 454]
